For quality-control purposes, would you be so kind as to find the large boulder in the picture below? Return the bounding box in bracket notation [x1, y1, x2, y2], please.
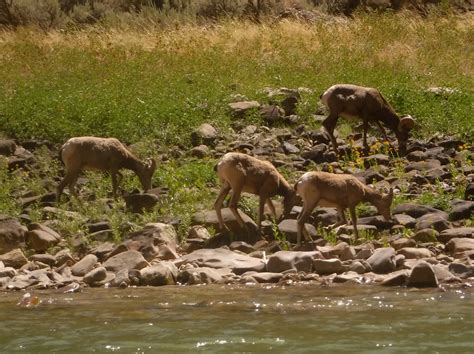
[71, 254, 98, 276]
[267, 251, 323, 273]
[122, 223, 178, 261]
[26, 224, 62, 252]
[0, 249, 28, 268]
[177, 248, 265, 275]
[438, 228, 474, 243]
[191, 123, 218, 147]
[139, 262, 178, 286]
[397, 247, 432, 259]
[313, 258, 346, 275]
[0, 216, 27, 253]
[445, 238, 474, 255]
[407, 261, 439, 288]
[103, 250, 148, 273]
[415, 213, 451, 232]
[277, 219, 317, 244]
[83, 267, 107, 285]
[366, 247, 396, 274]
[317, 242, 355, 261]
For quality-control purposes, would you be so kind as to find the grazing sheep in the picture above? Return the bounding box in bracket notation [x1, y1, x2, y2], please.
[320, 84, 415, 155]
[56, 137, 156, 201]
[294, 171, 393, 246]
[214, 152, 298, 233]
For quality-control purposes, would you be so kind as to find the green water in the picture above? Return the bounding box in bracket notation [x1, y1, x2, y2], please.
[0, 284, 472, 353]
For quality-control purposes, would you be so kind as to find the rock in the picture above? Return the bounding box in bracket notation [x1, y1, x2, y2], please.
[0, 267, 16, 278]
[267, 251, 323, 273]
[26, 225, 61, 252]
[124, 193, 160, 213]
[123, 223, 178, 261]
[242, 271, 284, 283]
[0, 139, 16, 156]
[228, 101, 260, 116]
[277, 219, 317, 244]
[349, 260, 370, 274]
[366, 248, 396, 274]
[282, 142, 300, 154]
[317, 242, 355, 261]
[465, 183, 474, 200]
[140, 262, 178, 286]
[438, 228, 474, 243]
[390, 237, 416, 250]
[337, 224, 378, 236]
[229, 241, 255, 254]
[357, 215, 395, 230]
[188, 225, 211, 240]
[29, 254, 56, 267]
[393, 203, 444, 218]
[448, 263, 474, 279]
[405, 159, 441, 172]
[0, 249, 28, 268]
[406, 150, 427, 162]
[189, 145, 210, 158]
[415, 213, 451, 232]
[362, 154, 390, 166]
[301, 144, 328, 163]
[449, 200, 474, 221]
[191, 123, 218, 147]
[87, 221, 112, 234]
[103, 250, 149, 273]
[445, 238, 474, 255]
[381, 270, 409, 286]
[353, 169, 385, 184]
[333, 271, 363, 283]
[71, 254, 98, 276]
[313, 208, 339, 226]
[397, 247, 432, 259]
[83, 267, 107, 285]
[260, 105, 284, 123]
[192, 208, 259, 243]
[177, 248, 265, 275]
[413, 229, 439, 243]
[393, 214, 417, 228]
[0, 216, 27, 253]
[178, 267, 233, 285]
[407, 261, 438, 288]
[432, 265, 458, 283]
[313, 258, 346, 275]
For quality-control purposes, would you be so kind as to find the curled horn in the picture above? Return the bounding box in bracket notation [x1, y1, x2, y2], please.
[398, 115, 415, 131]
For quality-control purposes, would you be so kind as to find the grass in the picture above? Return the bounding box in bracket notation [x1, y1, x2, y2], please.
[0, 12, 473, 145]
[0, 12, 473, 243]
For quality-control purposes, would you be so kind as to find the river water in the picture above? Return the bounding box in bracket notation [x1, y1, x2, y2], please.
[0, 284, 472, 353]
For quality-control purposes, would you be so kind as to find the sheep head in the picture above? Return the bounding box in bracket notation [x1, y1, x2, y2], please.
[396, 115, 415, 154]
[138, 158, 157, 191]
[373, 187, 394, 221]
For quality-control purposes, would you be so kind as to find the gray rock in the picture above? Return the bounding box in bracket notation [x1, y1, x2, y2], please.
[0, 139, 16, 156]
[405, 159, 441, 172]
[0, 267, 16, 278]
[122, 223, 178, 261]
[449, 200, 474, 221]
[191, 123, 218, 147]
[277, 219, 317, 244]
[260, 105, 284, 123]
[242, 271, 283, 283]
[0, 249, 28, 268]
[448, 263, 474, 279]
[392, 214, 417, 228]
[71, 254, 98, 276]
[362, 154, 390, 166]
[140, 262, 178, 286]
[390, 237, 416, 250]
[29, 254, 56, 266]
[266, 251, 323, 273]
[189, 145, 210, 158]
[413, 229, 439, 243]
[415, 213, 451, 232]
[228, 101, 260, 116]
[366, 248, 396, 274]
[393, 203, 444, 218]
[397, 247, 432, 259]
[177, 248, 265, 275]
[317, 242, 355, 261]
[333, 271, 363, 283]
[0, 216, 27, 253]
[103, 250, 149, 273]
[187, 225, 211, 240]
[26, 225, 61, 252]
[438, 228, 474, 243]
[178, 267, 233, 285]
[313, 207, 339, 226]
[229, 241, 255, 254]
[465, 183, 474, 201]
[445, 238, 474, 254]
[313, 258, 346, 275]
[381, 270, 409, 286]
[407, 261, 438, 287]
[83, 266, 107, 285]
[124, 193, 160, 214]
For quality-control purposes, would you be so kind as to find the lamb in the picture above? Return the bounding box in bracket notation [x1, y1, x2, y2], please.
[294, 171, 393, 247]
[320, 84, 415, 155]
[56, 136, 156, 201]
[214, 152, 298, 233]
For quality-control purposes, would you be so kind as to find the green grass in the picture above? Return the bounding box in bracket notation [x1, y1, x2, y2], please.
[0, 12, 473, 145]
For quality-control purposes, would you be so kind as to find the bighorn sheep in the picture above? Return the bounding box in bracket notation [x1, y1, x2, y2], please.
[294, 171, 393, 246]
[214, 152, 298, 233]
[56, 137, 156, 201]
[320, 84, 415, 155]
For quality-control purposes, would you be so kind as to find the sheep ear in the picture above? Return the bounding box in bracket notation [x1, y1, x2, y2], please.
[147, 158, 157, 172]
[398, 115, 415, 131]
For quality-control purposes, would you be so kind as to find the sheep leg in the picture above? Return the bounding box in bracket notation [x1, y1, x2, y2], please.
[266, 199, 277, 220]
[228, 186, 248, 231]
[322, 113, 339, 154]
[331, 207, 347, 228]
[349, 206, 359, 239]
[362, 120, 370, 154]
[214, 184, 231, 232]
[56, 172, 76, 202]
[68, 174, 79, 199]
[257, 195, 267, 233]
[111, 171, 119, 200]
[375, 121, 395, 151]
[296, 199, 317, 247]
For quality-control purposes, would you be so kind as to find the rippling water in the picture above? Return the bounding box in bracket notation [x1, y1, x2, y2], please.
[0, 284, 472, 352]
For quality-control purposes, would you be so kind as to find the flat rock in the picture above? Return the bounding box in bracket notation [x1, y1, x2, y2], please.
[124, 193, 160, 214]
[71, 254, 98, 276]
[26, 226, 61, 252]
[390, 238, 416, 250]
[412, 229, 439, 243]
[393, 203, 444, 218]
[242, 271, 284, 283]
[177, 248, 265, 275]
[366, 247, 396, 274]
[103, 250, 149, 273]
[29, 254, 56, 266]
[317, 242, 355, 261]
[357, 215, 395, 230]
[381, 270, 409, 286]
[392, 214, 417, 228]
[449, 200, 474, 221]
[178, 267, 233, 285]
[438, 228, 474, 243]
[266, 251, 323, 273]
[405, 159, 441, 172]
[448, 262, 474, 279]
[83, 266, 107, 285]
[445, 238, 474, 255]
[228, 101, 260, 116]
[407, 261, 438, 287]
[313, 258, 346, 275]
[397, 247, 432, 259]
[415, 213, 451, 232]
